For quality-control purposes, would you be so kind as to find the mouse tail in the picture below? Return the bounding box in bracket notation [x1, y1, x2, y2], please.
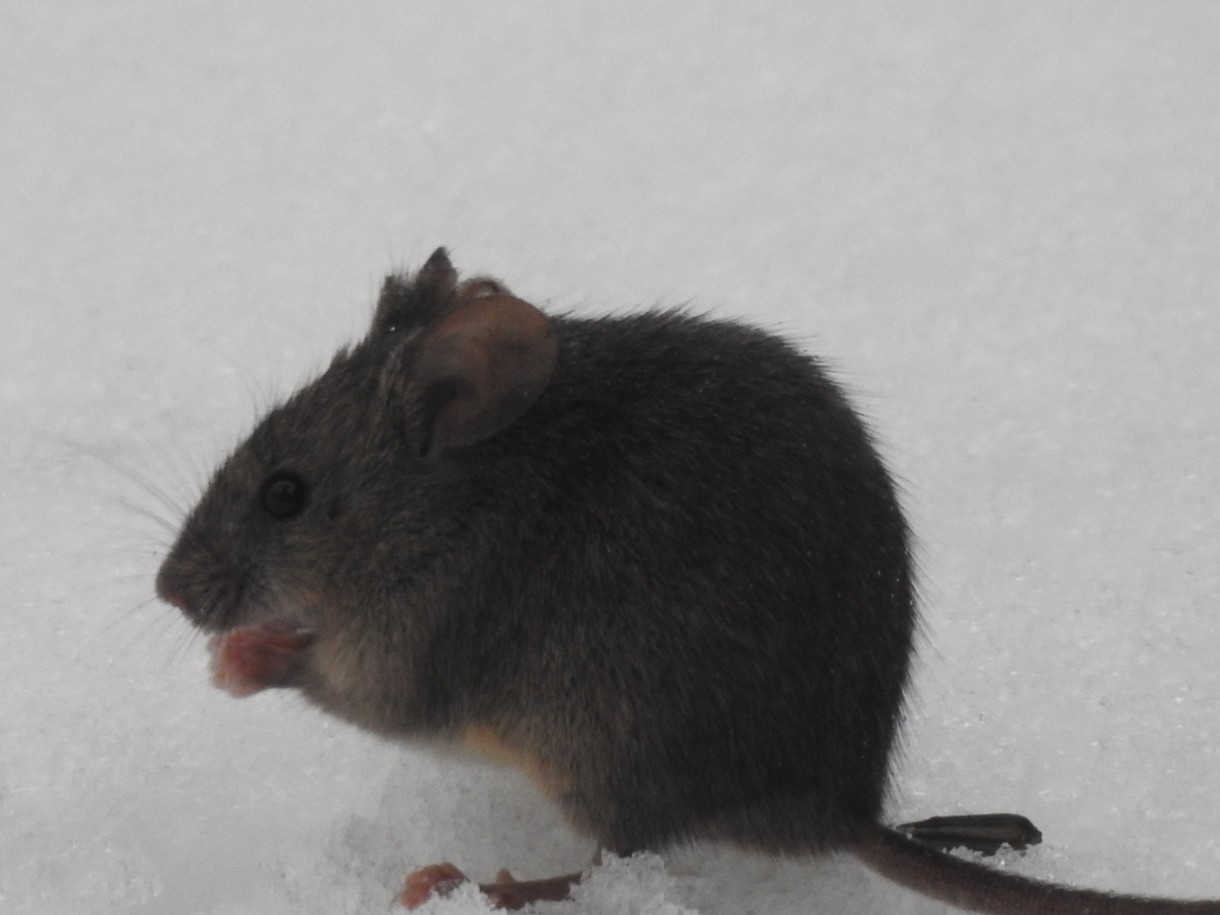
[855, 824, 1220, 915]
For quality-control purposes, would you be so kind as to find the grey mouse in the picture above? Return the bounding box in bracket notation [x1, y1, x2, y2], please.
[156, 249, 1219, 913]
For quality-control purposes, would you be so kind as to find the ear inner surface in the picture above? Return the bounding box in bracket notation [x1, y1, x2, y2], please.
[412, 294, 557, 460]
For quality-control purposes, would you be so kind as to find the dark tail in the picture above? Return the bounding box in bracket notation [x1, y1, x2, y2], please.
[855, 824, 1220, 915]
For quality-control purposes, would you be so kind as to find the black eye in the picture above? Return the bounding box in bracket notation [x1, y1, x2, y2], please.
[259, 470, 309, 519]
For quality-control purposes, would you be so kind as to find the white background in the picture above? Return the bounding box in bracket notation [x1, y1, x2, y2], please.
[3, 3, 1219, 913]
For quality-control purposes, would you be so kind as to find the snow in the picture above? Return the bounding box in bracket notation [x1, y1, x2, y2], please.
[3, 2, 1219, 913]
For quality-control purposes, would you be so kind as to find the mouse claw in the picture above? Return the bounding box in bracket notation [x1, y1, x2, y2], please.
[398, 862, 469, 909]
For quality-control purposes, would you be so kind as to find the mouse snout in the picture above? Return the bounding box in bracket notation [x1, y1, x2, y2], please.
[154, 560, 212, 625]
[154, 567, 186, 611]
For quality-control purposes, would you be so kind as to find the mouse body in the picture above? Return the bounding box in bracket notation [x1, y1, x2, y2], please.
[157, 250, 1219, 914]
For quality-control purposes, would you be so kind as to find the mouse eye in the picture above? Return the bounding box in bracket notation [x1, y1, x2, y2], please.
[259, 470, 309, 520]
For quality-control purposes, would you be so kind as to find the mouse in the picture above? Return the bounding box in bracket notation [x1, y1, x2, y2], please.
[156, 248, 1220, 914]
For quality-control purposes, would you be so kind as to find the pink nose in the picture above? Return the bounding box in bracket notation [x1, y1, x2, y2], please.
[154, 576, 189, 611]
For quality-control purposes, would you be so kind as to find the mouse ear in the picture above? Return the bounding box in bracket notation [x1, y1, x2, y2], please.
[408, 294, 557, 461]
[373, 247, 460, 334]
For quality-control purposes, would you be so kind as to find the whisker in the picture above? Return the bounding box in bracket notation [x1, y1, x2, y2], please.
[161, 617, 205, 674]
[112, 498, 182, 537]
[81, 445, 192, 523]
[76, 590, 163, 669]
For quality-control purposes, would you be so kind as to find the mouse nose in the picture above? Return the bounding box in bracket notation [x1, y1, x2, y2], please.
[154, 566, 189, 611]
[156, 583, 187, 611]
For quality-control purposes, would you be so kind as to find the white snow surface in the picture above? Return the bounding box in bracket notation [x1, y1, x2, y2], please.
[4, 3, 1220, 913]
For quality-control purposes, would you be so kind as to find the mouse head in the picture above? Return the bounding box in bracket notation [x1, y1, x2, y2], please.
[155, 250, 556, 720]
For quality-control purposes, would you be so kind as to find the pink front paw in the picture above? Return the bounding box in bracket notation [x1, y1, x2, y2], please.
[208, 626, 314, 697]
[398, 863, 469, 909]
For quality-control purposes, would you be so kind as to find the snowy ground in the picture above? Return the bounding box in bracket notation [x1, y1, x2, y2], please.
[4, 3, 1220, 913]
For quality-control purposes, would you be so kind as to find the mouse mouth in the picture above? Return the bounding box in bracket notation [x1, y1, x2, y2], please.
[208, 619, 317, 698]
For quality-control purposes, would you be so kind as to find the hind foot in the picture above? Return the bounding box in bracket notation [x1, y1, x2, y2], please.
[399, 862, 581, 910]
